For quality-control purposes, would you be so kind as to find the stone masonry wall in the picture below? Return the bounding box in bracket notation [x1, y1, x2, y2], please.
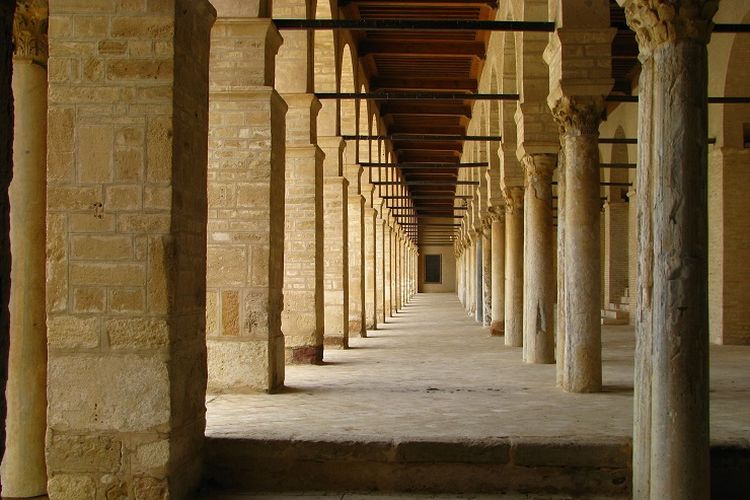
[45, 1, 214, 497]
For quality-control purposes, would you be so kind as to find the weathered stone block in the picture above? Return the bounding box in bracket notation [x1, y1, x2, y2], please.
[47, 435, 122, 473]
[48, 315, 100, 349]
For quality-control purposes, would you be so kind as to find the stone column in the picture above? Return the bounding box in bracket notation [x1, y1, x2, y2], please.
[504, 187, 524, 347]
[319, 136, 349, 348]
[384, 222, 393, 316]
[603, 200, 629, 308]
[626, 188, 637, 324]
[375, 213, 386, 323]
[619, 3, 714, 497]
[345, 160, 366, 338]
[556, 147, 567, 386]
[2, 2, 47, 495]
[281, 94, 324, 364]
[46, 1, 215, 496]
[207, 17, 285, 393]
[551, 98, 604, 392]
[522, 154, 557, 364]
[481, 222, 492, 327]
[363, 203, 377, 329]
[490, 210, 505, 336]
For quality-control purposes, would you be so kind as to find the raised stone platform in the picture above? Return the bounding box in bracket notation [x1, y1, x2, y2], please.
[203, 294, 750, 498]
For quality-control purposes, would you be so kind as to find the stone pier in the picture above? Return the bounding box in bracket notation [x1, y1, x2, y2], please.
[320, 136, 349, 348]
[207, 16, 286, 393]
[345, 158, 366, 338]
[490, 211, 505, 336]
[46, 0, 215, 496]
[363, 200, 377, 329]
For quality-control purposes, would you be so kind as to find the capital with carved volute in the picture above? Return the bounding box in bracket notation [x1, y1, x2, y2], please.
[616, 0, 717, 58]
[503, 186, 524, 216]
[551, 96, 606, 137]
[13, 0, 48, 64]
[522, 154, 557, 200]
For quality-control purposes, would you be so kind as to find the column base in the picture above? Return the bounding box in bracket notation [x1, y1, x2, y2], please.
[491, 321, 505, 337]
[286, 345, 324, 365]
[325, 336, 348, 349]
[348, 319, 365, 338]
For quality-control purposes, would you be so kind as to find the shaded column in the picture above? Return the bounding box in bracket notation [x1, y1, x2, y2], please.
[481, 221, 492, 327]
[619, 2, 714, 497]
[490, 210, 505, 336]
[363, 201, 377, 329]
[384, 222, 393, 316]
[319, 136, 349, 348]
[280, 94, 324, 364]
[207, 17, 285, 393]
[552, 98, 604, 392]
[504, 187, 524, 347]
[345, 160, 366, 338]
[2, 2, 47, 495]
[556, 147, 567, 386]
[522, 154, 557, 364]
[46, 1, 216, 496]
[375, 211, 386, 323]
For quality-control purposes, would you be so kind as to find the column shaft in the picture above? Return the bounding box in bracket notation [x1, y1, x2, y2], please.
[490, 215, 505, 336]
[504, 188, 524, 347]
[522, 154, 556, 364]
[2, 20, 48, 493]
[364, 206, 377, 329]
[482, 228, 492, 327]
[649, 37, 710, 500]
[375, 217, 385, 323]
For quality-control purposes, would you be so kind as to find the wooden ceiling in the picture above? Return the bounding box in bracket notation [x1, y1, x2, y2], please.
[339, 0, 639, 241]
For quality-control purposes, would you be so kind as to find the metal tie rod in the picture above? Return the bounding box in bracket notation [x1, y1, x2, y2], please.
[317, 92, 519, 101]
[273, 19, 556, 32]
[606, 95, 750, 104]
[344, 135, 502, 142]
[361, 162, 488, 168]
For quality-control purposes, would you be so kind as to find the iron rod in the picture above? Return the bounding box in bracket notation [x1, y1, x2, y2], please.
[316, 92, 519, 101]
[274, 19, 556, 32]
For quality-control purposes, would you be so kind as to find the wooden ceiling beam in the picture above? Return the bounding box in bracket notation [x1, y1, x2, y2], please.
[371, 77, 477, 91]
[358, 40, 485, 58]
[340, 0, 498, 7]
[380, 103, 471, 117]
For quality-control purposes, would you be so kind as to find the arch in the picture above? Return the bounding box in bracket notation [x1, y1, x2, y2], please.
[339, 42, 356, 136]
[314, 0, 337, 136]
[274, 0, 313, 94]
[720, 8, 750, 149]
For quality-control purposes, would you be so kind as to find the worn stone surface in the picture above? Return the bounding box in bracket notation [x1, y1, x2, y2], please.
[490, 213, 505, 336]
[206, 18, 286, 393]
[45, 2, 215, 497]
[504, 188, 524, 347]
[2, 3, 48, 494]
[521, 154, 556, 364]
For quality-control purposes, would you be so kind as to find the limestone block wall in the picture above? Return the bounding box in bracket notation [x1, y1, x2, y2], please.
[363, 205, 377, 329]
[603, 202, 629, 306]
[206, 19, 286, 393]
[45, 1, 214, 496]
[709, 148, 750, 344]
[375, 212, 385, 323]
[419, 245, 456, 293]
[323, 175, 349, 347]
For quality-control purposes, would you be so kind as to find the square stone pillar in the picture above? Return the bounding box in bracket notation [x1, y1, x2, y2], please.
[46, 1, 215, 497]
[320, 136, 349, 348]
[207, 18, 286, 394]
[375, 210, 386, 324]
[363, 202, 377, 329]
[603, 200, 629, 308]
[383, 219, 393, 318]
[344, 159, 366, 338]
[281, 93, 325, 364]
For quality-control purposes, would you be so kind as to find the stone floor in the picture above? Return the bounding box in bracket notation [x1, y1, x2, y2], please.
[201, 293, 750, 498]
[205, 293, 750, 445]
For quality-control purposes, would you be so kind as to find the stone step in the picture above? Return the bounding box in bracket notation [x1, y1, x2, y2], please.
[601, 309, 629, 320]
[203, 436, 632, 498]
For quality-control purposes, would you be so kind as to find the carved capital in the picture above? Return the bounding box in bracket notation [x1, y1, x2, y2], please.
[523, 154, 556, 201]
[503, 186, 524, 216]
[13, 0, 48, 63]
[487, 205, 506, 224]
[551, 96, 605, 136]
[617, 0, 717, 56]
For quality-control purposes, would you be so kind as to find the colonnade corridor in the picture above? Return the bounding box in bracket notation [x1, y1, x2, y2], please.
[202, 293, 750, 498]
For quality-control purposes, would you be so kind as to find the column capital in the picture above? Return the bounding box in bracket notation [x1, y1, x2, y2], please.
[617, 0, 717, 56]
[503, 186, 524, 216]
[523, 153, 557, 199]
[488, 205, 506, 223]
[550, 96, 605, 136]
[13, 0, 48, 64]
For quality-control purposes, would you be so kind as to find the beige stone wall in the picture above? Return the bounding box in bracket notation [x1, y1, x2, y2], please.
[419, 245, 456, 293]
[45, 1, 215, 496]
[206, 18, 286, 393]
